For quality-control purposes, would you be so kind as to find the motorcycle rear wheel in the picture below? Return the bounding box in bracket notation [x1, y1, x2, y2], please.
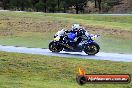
[84, 42, 100, 55]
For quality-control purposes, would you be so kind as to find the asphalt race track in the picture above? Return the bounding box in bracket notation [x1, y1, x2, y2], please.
[0, 45, 132, 62]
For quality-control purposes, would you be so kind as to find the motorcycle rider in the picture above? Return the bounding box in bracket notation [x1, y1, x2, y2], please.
[70, 24, 89, 44]
[54, 24, 89, 48]
[62, 24, 89, 49]
[71, 24, 89, 38]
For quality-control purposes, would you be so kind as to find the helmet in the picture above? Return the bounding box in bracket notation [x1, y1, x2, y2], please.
[72, 24, 80, 30]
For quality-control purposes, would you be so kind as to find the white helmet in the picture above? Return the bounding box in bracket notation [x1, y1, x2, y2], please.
[72, 24, 80, 30]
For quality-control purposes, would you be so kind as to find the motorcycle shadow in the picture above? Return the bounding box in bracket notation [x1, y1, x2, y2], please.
[51, 51, 96, 57]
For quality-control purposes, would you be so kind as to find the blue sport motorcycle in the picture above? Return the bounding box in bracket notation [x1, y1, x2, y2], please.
[49, 31, 100, 55]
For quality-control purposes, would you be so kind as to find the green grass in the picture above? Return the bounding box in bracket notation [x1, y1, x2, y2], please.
[97, 35, 132, 53]
[47, 14, 132, 23]
[0, 11, 132, 53]
[0, 32, 53, 48]
[0, 51, 132, 88]
[45, 13, 132, 31]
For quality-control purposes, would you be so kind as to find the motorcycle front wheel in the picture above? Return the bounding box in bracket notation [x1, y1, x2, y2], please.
[84, 42, 100, 55]
[49, 41, 63, 52]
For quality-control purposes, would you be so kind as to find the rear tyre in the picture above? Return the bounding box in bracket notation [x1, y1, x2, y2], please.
[49, 41, 63, 52]
[84, 42, 100, 55]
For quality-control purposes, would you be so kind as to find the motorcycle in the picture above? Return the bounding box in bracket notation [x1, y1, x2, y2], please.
[49, 30, 100, 55]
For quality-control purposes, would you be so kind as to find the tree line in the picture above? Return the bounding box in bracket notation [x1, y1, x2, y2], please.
[0, 0, 121, 14]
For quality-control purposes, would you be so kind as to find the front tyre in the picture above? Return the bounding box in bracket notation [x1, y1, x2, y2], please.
[84, 42, 100, 55]
[49, 41, 63, 52]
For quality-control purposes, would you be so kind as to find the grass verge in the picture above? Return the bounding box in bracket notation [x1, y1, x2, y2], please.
[0, 51, 132, 88]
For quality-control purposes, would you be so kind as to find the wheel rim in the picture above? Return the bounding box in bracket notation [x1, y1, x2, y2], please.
[50, 43, 58, 52]
[49, 42, 62, 52]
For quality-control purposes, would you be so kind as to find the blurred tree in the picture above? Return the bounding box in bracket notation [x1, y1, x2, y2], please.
[42, 0, 47, 12]
[0, 0, 123, 13]
[2, 0, 9, 10]
[98, 0, 101, 12]
[47, 0, 57, 12]
[31, 0, 39, 9]
[10, 0, 20, 10]
[61, 0, 69, 13]
[35, 0, 45, 11]
[95, 0, 97, 8]
[69, 0, 87, 14]
[10, 0, 32, 11]
[57, 0, 60, 9]
[102, 0, 121, 12]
